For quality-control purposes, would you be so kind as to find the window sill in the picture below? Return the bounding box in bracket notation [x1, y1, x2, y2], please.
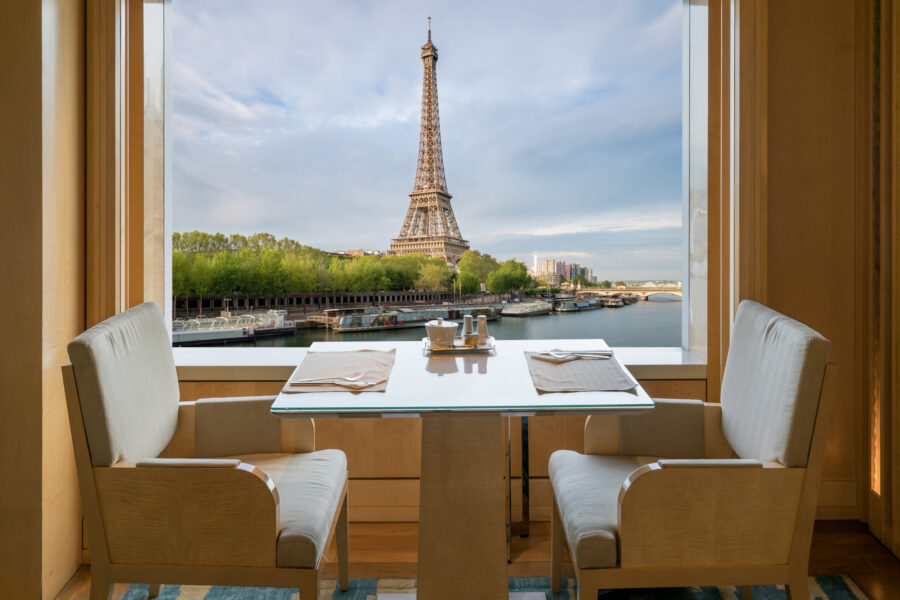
[173, 346, 706, 381]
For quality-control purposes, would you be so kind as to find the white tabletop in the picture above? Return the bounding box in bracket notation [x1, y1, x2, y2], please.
[271, 339, 654, 418]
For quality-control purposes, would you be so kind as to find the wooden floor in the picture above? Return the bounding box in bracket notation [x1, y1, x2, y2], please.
[57, 520, 900, 600]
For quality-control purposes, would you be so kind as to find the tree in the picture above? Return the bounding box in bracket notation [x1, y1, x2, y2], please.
[325, 259, 349, 292]
[210, 250, 239, 296]
[458, 250, 500, 286]
[615, 280, 627, 288]
[189, 254, 214, 315]
[458, 270, 479, 294]
[258, 248, 286, 296]
[247, 232, 279, 252]
[571, 274, 590, 288]
[599, 280, 612, 289]
[382, 253, 426, 290]
[486, 260, 531, 295]
[172, 233, 522, 299]
[346, 255, 390, 292]
[172, 250, 191, 303]
[416, 258, 453, 291]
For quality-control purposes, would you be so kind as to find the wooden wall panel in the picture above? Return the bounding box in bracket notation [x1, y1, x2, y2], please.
[0, 1, 86, 597]
[317, 418, 422, 479]
[40, 1, 86, 597]
[640, 379, 706, 401]
[763, 1, 861, 519]
[0, 2, 44, 596]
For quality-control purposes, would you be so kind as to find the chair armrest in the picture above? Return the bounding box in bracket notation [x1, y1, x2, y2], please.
[194, 395, 315, 457]
[657, 458, 761, 468]
[158, 401, 197, 458]
[617, 461, 805, 568]
[93, 460, 280, 567]
[585, 398, 708, 457]
[136, 457, 240, 468]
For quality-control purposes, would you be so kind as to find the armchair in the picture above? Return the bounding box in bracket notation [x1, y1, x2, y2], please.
[550, 300, 832, 599]
[62, 302, 348, 600]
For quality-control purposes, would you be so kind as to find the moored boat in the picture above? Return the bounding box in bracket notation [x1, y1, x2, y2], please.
[501, 301, 552, 317]
[172, 309, 295, 346]
[332, 304, 501, 333]
[555, 301, 579, 313]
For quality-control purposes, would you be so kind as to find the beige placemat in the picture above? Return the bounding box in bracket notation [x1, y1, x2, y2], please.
[524, 351, 636, 393]
[284, 349, 396, 393]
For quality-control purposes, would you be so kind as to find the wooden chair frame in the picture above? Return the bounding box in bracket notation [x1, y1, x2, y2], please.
[62, 363, 349, 600]
[551, 366, 835, 600]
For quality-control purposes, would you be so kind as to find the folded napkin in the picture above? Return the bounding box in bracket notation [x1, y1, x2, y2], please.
[524, 351, 636, 393]
[284, 349, 396, 393]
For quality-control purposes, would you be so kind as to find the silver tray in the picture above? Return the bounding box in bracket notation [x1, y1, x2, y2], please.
[423, 336, 496, 354]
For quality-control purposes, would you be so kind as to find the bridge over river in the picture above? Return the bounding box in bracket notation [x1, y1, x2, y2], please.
[576, 287, 683, 300]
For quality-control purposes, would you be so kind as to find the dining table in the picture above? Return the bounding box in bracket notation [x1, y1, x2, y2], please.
[270, 338, 654, 600]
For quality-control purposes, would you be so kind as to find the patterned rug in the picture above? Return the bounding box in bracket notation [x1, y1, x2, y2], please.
[122, 576, 867, 599]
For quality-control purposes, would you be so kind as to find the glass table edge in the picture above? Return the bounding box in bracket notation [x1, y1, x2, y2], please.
[270, 402, 655, 417]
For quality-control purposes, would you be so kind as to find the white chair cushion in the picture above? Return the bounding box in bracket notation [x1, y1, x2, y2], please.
[67, 302, 179, 466]
[549, 450, 647, 569]
[721, 300, 831, 467]
[232, 450, 347, 569]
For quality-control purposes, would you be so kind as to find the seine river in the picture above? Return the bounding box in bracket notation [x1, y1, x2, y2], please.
[232, 296, 682, 348]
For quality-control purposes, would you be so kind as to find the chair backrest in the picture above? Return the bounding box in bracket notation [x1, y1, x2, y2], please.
[721, 300, 831, 468]
[67, 302, 179, 466]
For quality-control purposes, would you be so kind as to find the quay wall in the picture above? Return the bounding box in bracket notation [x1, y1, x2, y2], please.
[173, 290, 502, 319]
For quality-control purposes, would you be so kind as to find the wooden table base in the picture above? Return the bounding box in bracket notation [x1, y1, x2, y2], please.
[417, 413, 508, 599]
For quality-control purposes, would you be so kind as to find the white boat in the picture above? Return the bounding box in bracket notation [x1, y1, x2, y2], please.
[172, 309, 295, 346]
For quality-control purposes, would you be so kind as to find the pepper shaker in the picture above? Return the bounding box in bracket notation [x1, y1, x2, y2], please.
[477, 314, 489, 344]
[463, 314, 479, 346]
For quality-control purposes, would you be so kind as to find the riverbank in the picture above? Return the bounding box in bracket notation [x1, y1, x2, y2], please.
[226, 297, 682, 348]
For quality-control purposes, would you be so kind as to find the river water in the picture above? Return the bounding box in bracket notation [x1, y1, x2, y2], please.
[231, 296, 682, 348]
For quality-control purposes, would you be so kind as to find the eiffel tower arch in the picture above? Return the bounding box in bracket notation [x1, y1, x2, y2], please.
[389, 19, 470, 265]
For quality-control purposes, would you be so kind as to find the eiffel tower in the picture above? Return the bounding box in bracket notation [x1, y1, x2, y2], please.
[389, 18, 469, 265]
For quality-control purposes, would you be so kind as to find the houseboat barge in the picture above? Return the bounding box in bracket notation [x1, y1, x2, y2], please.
[328, 304, 502, 333]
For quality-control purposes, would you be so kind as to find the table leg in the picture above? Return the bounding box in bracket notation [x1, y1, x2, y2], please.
[418, 413, 508, 599]
[510, 416, 530, 539]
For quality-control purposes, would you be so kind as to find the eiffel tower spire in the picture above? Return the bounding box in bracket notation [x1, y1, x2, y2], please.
[390, 20, 469, 265]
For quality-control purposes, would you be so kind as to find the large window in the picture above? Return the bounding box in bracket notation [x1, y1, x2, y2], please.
[159, 1, 701, 349]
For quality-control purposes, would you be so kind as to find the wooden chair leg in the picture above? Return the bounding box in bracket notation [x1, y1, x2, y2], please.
[551, 493, 563, 594]
[786, 575, 808, 600]
[740, 585, 753, 599]
[336, 491, 349, 592]
[575, 571, 596, 600]
[89, 579, 111, 600]
[148, 583, 161, 598]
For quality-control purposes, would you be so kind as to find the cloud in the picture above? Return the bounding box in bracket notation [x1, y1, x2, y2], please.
[171, 0, 683, 278]
[514, 212, 682, 237]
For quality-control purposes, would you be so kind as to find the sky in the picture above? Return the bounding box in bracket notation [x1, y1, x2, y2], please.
[172, 0, 683, 281]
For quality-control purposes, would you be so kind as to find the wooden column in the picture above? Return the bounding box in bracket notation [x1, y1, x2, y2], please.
[417, 414, 508, 599]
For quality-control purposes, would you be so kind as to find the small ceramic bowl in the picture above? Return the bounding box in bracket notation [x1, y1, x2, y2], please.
[425, 318, 458, 348]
